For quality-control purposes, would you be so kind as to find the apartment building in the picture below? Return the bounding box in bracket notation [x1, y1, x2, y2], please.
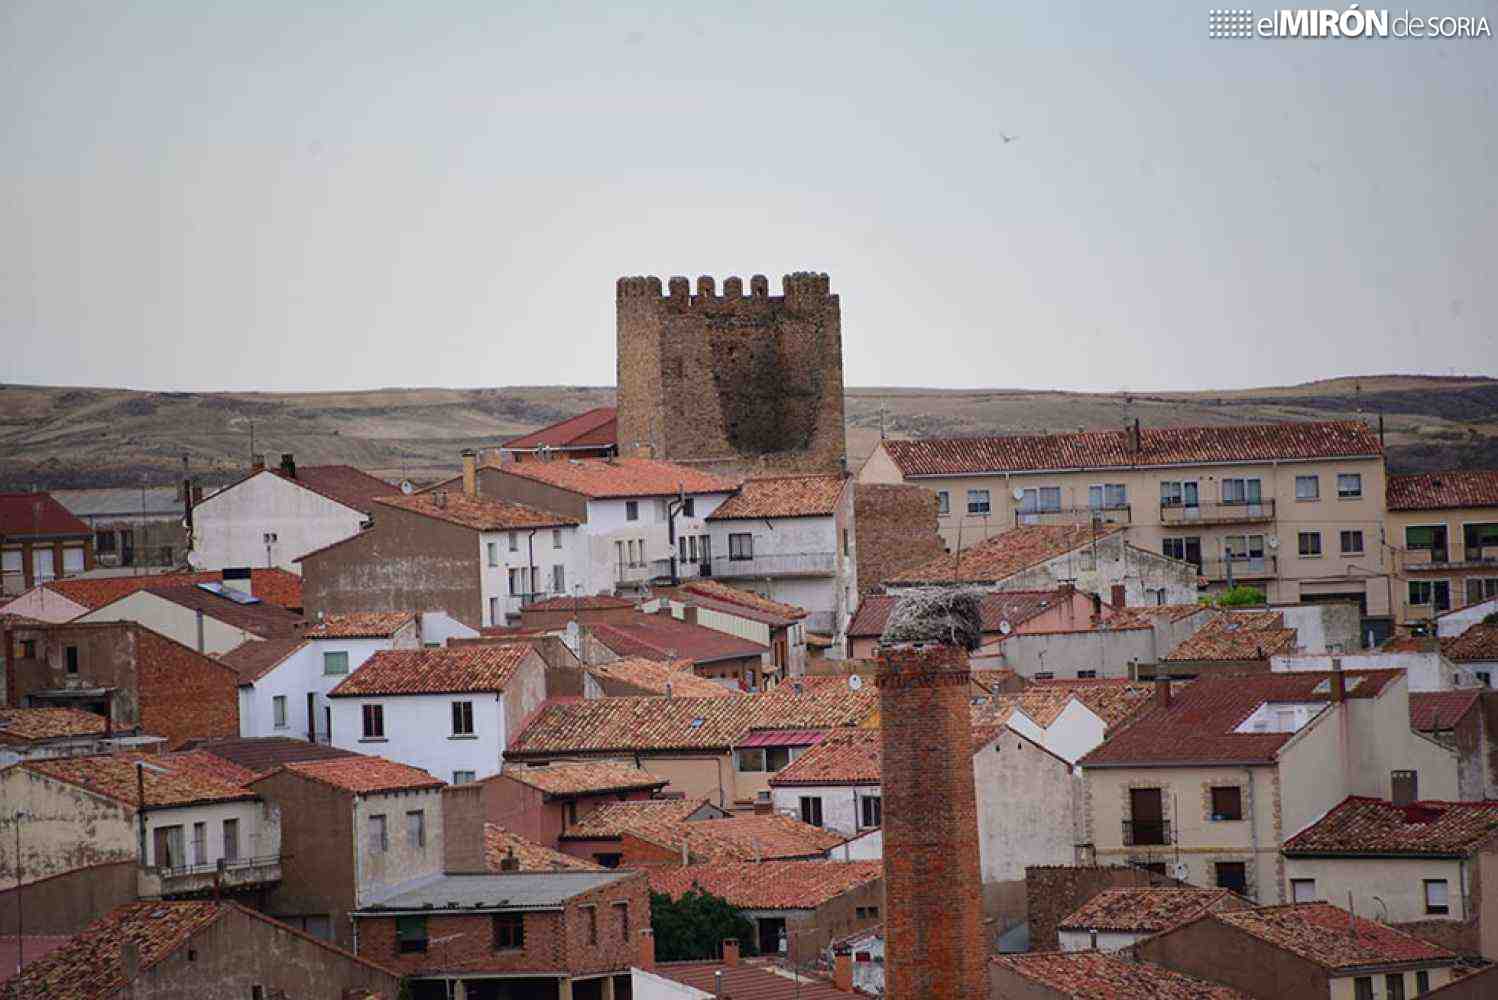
[1387, 470, 1498, 626]
[860, 419, 1392, 626]
[0, 492, 94, 596]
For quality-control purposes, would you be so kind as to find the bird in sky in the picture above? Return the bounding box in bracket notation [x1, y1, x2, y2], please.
[1000, 132, 1018, 144]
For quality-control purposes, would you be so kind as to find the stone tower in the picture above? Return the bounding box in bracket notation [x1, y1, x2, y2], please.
[614, 272, 846, 476]
[877, 593, 988, 999]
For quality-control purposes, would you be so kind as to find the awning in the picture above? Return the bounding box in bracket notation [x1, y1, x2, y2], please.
[738, 728, 826, 748]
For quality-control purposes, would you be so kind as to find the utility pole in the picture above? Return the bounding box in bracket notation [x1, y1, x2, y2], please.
[14, 810, 22, 977]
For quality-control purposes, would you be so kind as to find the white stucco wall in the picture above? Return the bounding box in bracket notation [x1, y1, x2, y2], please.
[332, 692, 505, 782]
[1283, 856, 1468, 925]
[1439, 597, 1498, 637]
[143, 799, 278, 869]
[827, 827, 883, 861]
[768, 784, 879, 838]
[974, 727, 1082, 882]
[0, 586, 89, 623]
[1272, 652, 1461, 692]
[476, 525, 586, 626]
[1058, 929, 1143, 952]
[190, 471, 370, 573]
[1043, 701, 1110, 765]
[418, 611, 479, 646]
[631, 969, 713, 1000]
[242, 636, 396, 739]
[77, 590, 263, 656]
[581, 493, 731, 594]
[353, 786, 444, 903]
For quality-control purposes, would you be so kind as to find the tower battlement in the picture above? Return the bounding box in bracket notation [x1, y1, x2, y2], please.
[615, 272, 834, 310]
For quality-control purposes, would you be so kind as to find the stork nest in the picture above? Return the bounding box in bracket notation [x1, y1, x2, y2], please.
[879, 589, 985, 651]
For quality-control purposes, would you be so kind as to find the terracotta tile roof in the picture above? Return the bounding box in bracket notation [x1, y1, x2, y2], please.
[502, 761, 669, 797]
[648, 860, 883, 910]
[0, 492, 90, 538]
[561, 798, 714, 839]
[158, 749, 261, 788]
[489, 457, 737, 499]
[671, 580, 808, 624]
[585, 656, 738, 698]
[591, 614, 768, 665]
[1388, 470, 1498, 511]
[509, 677, 875, 756]
[0, 707, 106, 743]
[882, 420, 1382, 478]
[1059, 887, 1237, 933]
[135, 584, 305, 637]
[652, 963, 857, 1000]
[848, 589, 1070, 638]
[523, 594, 635, 612]
[22, 753, 256, 808]
[219, 635, 309, 683]
[304, 612, 416, 639]
[770, 728, 882, 786]
[1283, 796, 1498, 857]
[706, 474, 846, 520]
[991, 952, 1253, 999]
[976, 682, 1161, 730]
[328, 645, 533, 697]
[1163, 610, 1299, 662]
[564, 801, 842, 860]
[370, 491, 578, 532]
[502, 407, 617, 450]
[1211, 902, 1454, 970]
[39, 568, 302, 612]
[482, 824, 602, 872]
[1080, 670, 1401, 767]
[1443, 624, 1498, 663]
[269, 756, 443, 794]
[1410, 691, 1482, 732]
[889, 524, 1126, 585]
[177, 736, 357, 775]
[282, 465, 400, 515]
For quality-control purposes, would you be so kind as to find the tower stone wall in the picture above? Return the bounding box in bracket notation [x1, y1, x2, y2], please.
[877, 641, 988, 999]
[615, 272, 846, 476]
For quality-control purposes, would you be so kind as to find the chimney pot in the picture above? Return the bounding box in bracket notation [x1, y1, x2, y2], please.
[279, 453, 296, 478]
[722, 938, 740, 967]
[833, 946, 854, 991]
[638, 927, 655, 971]
[1154, 676, 1172, 710]
[1330, 657, 1347, 703]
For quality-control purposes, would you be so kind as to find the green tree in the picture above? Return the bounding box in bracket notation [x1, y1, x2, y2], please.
[1213, 586, 1266, 607]
[650, 889, 758, 962]
[1483, 611, 1498, 625]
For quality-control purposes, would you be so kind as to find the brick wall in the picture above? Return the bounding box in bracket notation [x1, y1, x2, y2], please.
[878, 643, 986, 999]
[135, 627, 239, 747]
[1025, 864, 1185, 952]
[852, 484, 945, 598]
[615, 274, 846, 476]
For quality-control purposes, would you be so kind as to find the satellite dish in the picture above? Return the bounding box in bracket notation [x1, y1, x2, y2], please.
[1172, 861, 1190, 880]
[847, 674, 864, 691]
[999, 620, 1012, 635]
[1267, 536, 1280, 549]
[1012, 488, 1026, 501]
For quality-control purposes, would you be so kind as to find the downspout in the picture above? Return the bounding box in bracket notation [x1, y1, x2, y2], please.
[136, 762, 148, 868]
[527, 529, 538, 606]
[1244, 766, 1259, 901]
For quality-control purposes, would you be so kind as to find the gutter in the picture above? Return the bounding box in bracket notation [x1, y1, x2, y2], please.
[900, 454, 1384, 480]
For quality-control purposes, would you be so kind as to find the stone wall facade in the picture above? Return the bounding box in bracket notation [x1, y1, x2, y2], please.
[616, 273, 846, 477]
[852, 483, 946, 599]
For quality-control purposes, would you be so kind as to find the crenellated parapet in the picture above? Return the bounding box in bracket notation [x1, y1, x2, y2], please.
[614, 273, 835, 311]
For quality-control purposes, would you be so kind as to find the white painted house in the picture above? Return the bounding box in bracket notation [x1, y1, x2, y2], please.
[326, 643, 547, 784]
[703, 474, 860, 642]
[190, 456, 395, 574]
[77, 582, 305, 656]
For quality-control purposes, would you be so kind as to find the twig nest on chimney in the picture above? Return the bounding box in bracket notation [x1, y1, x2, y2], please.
[880, 589, 985, 651]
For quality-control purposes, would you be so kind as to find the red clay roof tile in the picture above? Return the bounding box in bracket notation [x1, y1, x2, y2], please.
[489, 457, 736, 499]
[706, 475, 846, 520]
[670, 580, 807, 624]
[1283, 796, 1498, 856]
[0, 707, 106, 743]
[1443, 624, 1498, 663]
[303, 612, 416, 639]
[37, 569, 302, 612]
[648, 860, 882, 910]
[584, 656, 738, 698]
[0, 492, 91, 538]
[22, 753, 255, 808]
[327, 645, 534, 697]
[1210, 902, 1454, 970]
[371, 491, 577, 532]
[501, 761, 669, 797]
[270, 756, 443, 794]
[1059, 887, 1238, 933]
[591, 614, 768, 665]
[502, 407, 617, 451]
[889, 524, 1126, 585]
[1409, 690, 1482, 732]
[481, 824, 602, 872]
[991, 951, 1253, 999]
[1387, 470, 1498, 511]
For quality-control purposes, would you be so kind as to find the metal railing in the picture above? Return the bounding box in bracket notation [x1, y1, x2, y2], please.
[1121, 820, 1172, 847]
[153, 854, 281, 879]
[1399, 547, 1498, 572]
[1159, 499, 1276, 526]
[1013, 506, 1133, 527]
[1199, 556, 1278, 582]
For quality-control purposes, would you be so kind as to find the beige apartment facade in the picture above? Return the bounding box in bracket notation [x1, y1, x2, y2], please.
[1386, 472, 1498, 627]
[859, 420, 1393, 624]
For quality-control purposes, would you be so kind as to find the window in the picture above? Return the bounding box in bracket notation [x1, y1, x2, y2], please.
[1295, 475, 1320, 500]
[1393, 770, 1419, 806]
[1077, 670, 1097, 679]
[1210, 786, 1243, 821]
[1017, 487, 1060, 513]
[729, 533, 753, 561]
[323, 651, 349, 675]
[453, 770, 476, 785]
[1467, 578, 1498, 605]
[1298, 531, 1322, 557]
[1424, 879, 1449, 915]
[860, 795, 882, 829]
[1225, 534, 1266, 567]
[855, 905, 881, 920]
[800, 796, 824, 827]
[396, 915, 427, 954]
[1408, 580, 1451, 610]
[368, 815, 388, 854]
[192, 822, 207, 866]
[552, 528, 563, 549]
[1162, 536, 1202, 568]
[487, 541, 499, 567]
[1089, 483, 1127, 509]
[626, 500, 639, 521]
[1291, 878, 1316, 903]
[1478, 672, 1492, 688]
[272, 696, 287, 729]
[153, 825, 185, 869]
[683, 498, 695, 517]
[1463, 522, 1498, 555]
[1337, 473, 1363, 498]
[452, 701, 474, 736]
[509, 567, 529, 596]
[1222, 477, 1262, 504]
[488, 597, 499, 625]
[843, 528, 850, 556]
[1354, 977, 1374, 1000]
[65, 646, 78, 674]
[936, 490, 950, 515]
[96, 529, 116, 553]
[1160, 481, 1200, 507]
[1033, 672, 1054, 681]
[492, 913, 524, 951]
[507, 531, 518, 552]
[585, 905, 598, 944]
[1214, 861, 1247, 894]
[552, 564, 565, 593]
[1416, 971, 1429, 994]
[627, 540, 637, 566]
[594, 852, 622, 868]
[1387, 976, 1405, 1000]
[735, 748, 767, 772]
[967, 489, 992, 514]
[614, 901, 629, 940]
[222, 818, 239, 862]
[765, 747, 792, 771]
[361, 704, 384, 739]
[1341, 530, 1365, 554]
[407, 810, 426, 849]
[615, 540, 625, 567]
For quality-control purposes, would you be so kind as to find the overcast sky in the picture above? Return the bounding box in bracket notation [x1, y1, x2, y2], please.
[3, 2, 1495, 393]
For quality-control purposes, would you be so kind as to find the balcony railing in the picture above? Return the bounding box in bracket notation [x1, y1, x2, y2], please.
[1013, 506, 1132, 528]
[1399, 547, 1498, 572]
[1121, 820, 1172, 847]
[140, 855, 282, 899]
[1159, 499, 1276, 526]
[1199, 556, 1278, 582]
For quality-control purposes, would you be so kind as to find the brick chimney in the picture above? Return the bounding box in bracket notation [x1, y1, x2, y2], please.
[1129, 417, 1141, 454]
[722, 938, 740, 967]
[681, 604, 699, 627]
[461, 449, 478, 497]
[251, 453, 266, 473]
[637, 928, 655, 971]
[279, 453, 296, 479]
[1154, 676, 1172, 710]
[833, 946, 854, 991]
[1111, 584, 1127, 609]
[1330, 657, 1346, 703]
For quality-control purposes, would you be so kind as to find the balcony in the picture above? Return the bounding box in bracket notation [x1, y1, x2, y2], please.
[1160, 499, 1276, 527]
[1399, 547, 1498, 573]
[1013, 506, 1132, 528]
[1200, 555, 1278, 583]
[1121, 819, 1172, 847]
[709, 552, 837, 580]
[139, 855, 282, 899]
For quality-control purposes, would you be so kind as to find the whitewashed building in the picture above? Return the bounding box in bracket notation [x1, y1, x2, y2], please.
[76, 581, 304, 656]
[190, 455, 395, 574]
[326, 644, 547, 784]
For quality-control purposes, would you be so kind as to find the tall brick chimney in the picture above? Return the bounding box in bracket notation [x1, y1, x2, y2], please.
[1155, 676, 1173, 710]
[833, 946, 854, 991]
[876, 590, 987, 1000]
[637, 928, 655, 971]
[721, 938, 740, 967]
[461, 449, 478, 497]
